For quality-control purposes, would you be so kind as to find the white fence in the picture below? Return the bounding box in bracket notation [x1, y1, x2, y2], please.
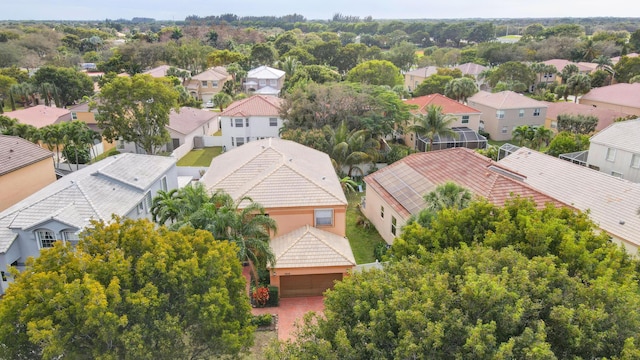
[170, 142, 193, 161]
[177, 166, 209, 180]
[202, 136, 224, 147]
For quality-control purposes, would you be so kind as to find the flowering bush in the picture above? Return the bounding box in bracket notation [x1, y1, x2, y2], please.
[252, 286, 270, 307]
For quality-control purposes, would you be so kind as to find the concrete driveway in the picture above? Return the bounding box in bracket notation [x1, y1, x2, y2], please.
[252, 296, 325, 340]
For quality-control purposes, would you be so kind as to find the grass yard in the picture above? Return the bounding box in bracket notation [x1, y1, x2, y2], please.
[177, 147, 222, 167]
[488, 140, 510, 147]
[346, 193, 386, 264]
[241, 330, 277, 360]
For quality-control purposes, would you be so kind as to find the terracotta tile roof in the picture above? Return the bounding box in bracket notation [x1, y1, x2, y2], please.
[270, 225, 356, 268]
[543, 101, 631, 132]
[468, 91, 547, 110]
[5, 105, 70, 128]
[364, 147, 565, 218]
[0, 135, 53, 176]
[454, 63, 488, 76]
[543, 59, 594, 72]
[143, 65, 189, 78]
[247, 65, 285, 79]
[611, 53, 639, 64]
[580, 83, 640, 109]
[589, 118, 640, 153]
[220, 95, 283, 117]
[405, 66, 439, 77]
[498, 147, 640, 247]
[405, 94, 481, 115]
[200, 138, 347, 209]
[191, 66, 230, 81]
[167, 107, 217, 135]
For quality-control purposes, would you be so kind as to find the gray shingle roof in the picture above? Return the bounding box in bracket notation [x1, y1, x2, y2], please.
[0, 135, 53, 176]
[270, 225, 356, 268]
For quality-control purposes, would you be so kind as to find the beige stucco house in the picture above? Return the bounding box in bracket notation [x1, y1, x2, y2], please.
[579, 83, 640, 116]
[404, 66, 438, 92]
[543, 101, 631, 133]
[186, 67, 232, 103]
[199, 138, 355, 297]
[5, 105, 71, 129]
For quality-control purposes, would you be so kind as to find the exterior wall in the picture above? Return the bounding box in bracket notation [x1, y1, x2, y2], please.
[468, 102, 547, 141]
[168, 117, 219, 151]
[245, 76, 284, 91]
[586, 142, 640, 183]
[220, 115, 283, 150]
[362, 186, 408, 244]
[267, 205, 347, 238]
[269, 265, 352, 290]
[0, 158, 56, 212]
[610, 235, 639, 256]
[187, 78, 230, 102]
[404, 74, 427, 92]
[579, 99, 640, 116]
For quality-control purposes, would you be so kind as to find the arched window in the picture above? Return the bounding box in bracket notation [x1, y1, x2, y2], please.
[61, 230, 79, 246]
[35, 229, 56, 249]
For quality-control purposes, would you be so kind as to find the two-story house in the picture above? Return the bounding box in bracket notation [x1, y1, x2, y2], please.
[243, 65, 286, 95]
[468, 91, 547, 141]
[5, 105, 71, 129]
[586, 118, 640, 182]
[541, 59, 597, 85]
[186, 67, 232, 104]
[199, 138, 355, 297]
[579, 83, 640, 116]
[403, 66, 438, 92]
[0, 153, 178, 294]
[543, 101, 631, 133]
[219, 95, 284, 150]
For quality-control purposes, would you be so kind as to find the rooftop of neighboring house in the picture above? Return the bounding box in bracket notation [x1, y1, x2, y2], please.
[543, 101, 632, 132]
[364, 147, 565, 218]
[589, 118, 640, 153]
[498, 147, 640, 248]
[580, 83, 640, 109]
[454, 63, 488, 76]
[405, 94, 481, 115]
[611, 53, 639, 64]
[247, 65, 285, 79]
[253, 86, 280, 96]
[0, 153, 176, 253]
[200, 138, 347, 209]
[219, 95, 283, 117]
[167, 107, 218, 135]
[543, 59, 596, 72]
[142, 64, 189, 78]
[0, 135, 53, 176]
[4, 105, 71, 128]
[191, 66, 230, 81]
[468, 90, 548, 110]
[405, 66, 439, 78]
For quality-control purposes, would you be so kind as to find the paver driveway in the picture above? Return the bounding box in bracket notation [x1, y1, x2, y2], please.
[252, 296, 325, 340]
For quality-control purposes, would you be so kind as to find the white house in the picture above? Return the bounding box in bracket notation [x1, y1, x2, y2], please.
[244, 66, 285, 94]
[586, 118, 640, 183]
[219, 95, 284, 150]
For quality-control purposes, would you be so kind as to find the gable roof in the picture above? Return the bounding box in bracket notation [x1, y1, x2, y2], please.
[468, 91, 547, 110]
[611, 53, 639, 64]
[219, 95, 283, 117]
[589, 118, 640, 153]
[364, 147, 564, 218]
[405, 66, 438, 78]
[143, 65, 189, 78]
[454, 63, 488, 76]
[4, 105, 70, 128]
[167, 107, 217, 135]
[270, 225, 356, 268]
[0, 153, 176, 253]
[498, 147, 640, 248]
[405, 94, 481, 115]
[253, 86, 280, 95]
[543, 101, 631, 132]
[191, 66, 230, 81]
[543, 59, 595, 72]
[0, 135, 53, 176]
[200, 138, 347, 209]
[580, 83, 640, 109]
[247, 65, 285, 79]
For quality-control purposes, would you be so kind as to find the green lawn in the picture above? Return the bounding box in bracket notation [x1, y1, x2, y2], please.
[488, 140, 510, 147]
[346, 193, 386, 264]
[177, 147, 222, 167]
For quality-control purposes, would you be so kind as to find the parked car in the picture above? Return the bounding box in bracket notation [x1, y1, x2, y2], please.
[205, 100, 214, 108]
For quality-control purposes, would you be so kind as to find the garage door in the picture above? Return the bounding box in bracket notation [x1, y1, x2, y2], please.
[280, 273, 343, 298]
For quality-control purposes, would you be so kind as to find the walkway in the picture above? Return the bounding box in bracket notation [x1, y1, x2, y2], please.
[252, 296, 325, 340]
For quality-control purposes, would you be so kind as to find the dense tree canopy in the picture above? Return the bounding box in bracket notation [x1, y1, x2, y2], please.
[346, 60, 403, 87]
[31, 66, 93, 106]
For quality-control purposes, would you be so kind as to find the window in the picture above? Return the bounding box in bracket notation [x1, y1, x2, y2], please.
[611, 171, 623, 178]
[391, 216, 397, 236]
[246, 137, 250, 143]
[71, 112, 78, 120]
[229, 119, 233, 127]
[479, 120, 485, 131]
[496, 110, 505, 119]
[501, 126, 508, 134]
[231, 137, 235, 146]
[245, 118, 249, 127]
[551, 121, 557, 129]
[235, 118, 243, 127]
[145, 192, 152, 213]
[461, 115, 469, 124]
[117, 139, 125, 149]
[606, 148, 616, 162]
[36, 230, 56, 249]
[270, 79, 277, 86]
[62, 231, 79, 245]
[236, 137, 245, 146]
[269, 118, 278, 127]
[519, 109, 525, 118]
[631, 154, 640, 168]
[201, 80, 208, 87]
[1, 271, 6, 282]
[380, 206, 385, 218]
[314, 209, 334, 226]
[259, 79, 267, 86]
[533, 108, 541, 116]
[137, 201, 144, 214]
[212, 80, 218, 88]
[161, 176, 168, 191]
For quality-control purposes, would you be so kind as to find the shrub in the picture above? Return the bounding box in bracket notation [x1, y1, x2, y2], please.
[374, 242, 388, 261]
[252, 286, 270, 307]
[266, 286, 279, 307]
[251, 313, 273, 327]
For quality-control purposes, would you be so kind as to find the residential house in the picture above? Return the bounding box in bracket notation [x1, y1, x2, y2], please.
[219, 95, 284, 150]
[186, 67, 232, 103]
[543, 101, 631, 133]
[454, 63, 489, 90]
[404, 66, 438, 92]
[143, 64, 189, 79]
[68, 102, 117, 156]
[0, 135, 56, 212]
[579, 83, 640, 116]
[5, 105, 71, 129]
[0, 153, 178, 294]
[611, 53, 639, 65]
[541, 59, 597, 84]
[166, 107, 219, 152]
[243, 65, 286, 95]
[468, 91, 547, 141]
[498, 147, 640, 255]
[199, 138, 355, 297]
[586, 118, 640, 182]
[403, 94, 486, 151]
[363, 147, 565, 244]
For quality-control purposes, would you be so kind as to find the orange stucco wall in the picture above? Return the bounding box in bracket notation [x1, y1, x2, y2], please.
[578, 99, 640, 116]
[267, 204, 347, 238]
[269, 265, 353, 289]
[0, 157, 56, 212]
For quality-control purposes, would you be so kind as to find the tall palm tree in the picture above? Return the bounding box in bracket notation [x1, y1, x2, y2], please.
[567, 73, 592, 103]
[444, 77, 478, 103]
[408, 105, 457, 152]
[279, 56, 300, 77]
[151, 188, 181, 225]
[512, 125, 535, 146]
[40, 123, 64, 166]
[593, 55, 614, 71]
[532, 126, 553, 150]
[213, 92, 233, 111]
[324, 121, 380, 177]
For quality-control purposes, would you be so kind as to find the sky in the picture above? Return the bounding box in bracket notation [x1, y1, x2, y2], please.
[4, 0, 640, 21]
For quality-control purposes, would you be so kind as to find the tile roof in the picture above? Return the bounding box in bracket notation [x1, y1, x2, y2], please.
[4, 105, 70, 128]
[270, 225, 356, 268]
[220, 95, 283, 117]
[247, 65, 285, 79]
[498, 147, 640, 248]
[611, 53, 639, 64]
[167, 107, 217, 135]
[543, 101, 631, 132]
[191, 67, 230, 81]
[0, 153, 176, 252]
[143, 64, 189, 78]
[200, 138, 347, 209]
[543, 59, 594, 72]
[468, 90, 548, 110]
[589, 118, 640, 153]
[253, 86, 280, 95]
[364, 147, 564, 218]
[580, 83, 640, 109]
[454, 63, 488, 76]
[405, 94, 481, 115]
[0, 135, 53, 176]
[405, 66, 439, 77]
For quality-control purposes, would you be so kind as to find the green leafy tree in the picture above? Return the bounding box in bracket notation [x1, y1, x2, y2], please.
[559, 64, 580, 83]
[250, 43, 278, 66]
[555, 84, 570, 101]
[213, 92, 233, 111]
[207, 49, 247, 67]
[566, 73, 591, 102]
[413, 74, 453, 96]
[408, 105, 457, 152]
[346, 60, 403, 87]
[0, 74, 16, 112]
[31, 66, 94, 106]
[93, 74, 179, 155]
[512, 125, 536, 146]
[324, 121, 380, 177]
[546, 131, 590, 157]
[613, 56, 640, 83]
[444, 77, 478, 103]
[487, 61, 535, 89]
[384, 41, 417, 72]
[423, 181, 472, 213]
[557, 114, 598, 134]
[0, 217, 254, 359]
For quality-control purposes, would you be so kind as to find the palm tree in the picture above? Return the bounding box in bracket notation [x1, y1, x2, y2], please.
[40, 123, 64, 166]
[593, 55, 613, 71]
[340, 176, 359, 195]
[279, 56, 300, 77]
[213, 92, 233, 111]
[151, 188, 181, 225]
[512, 125, 535, 146]
[423, 181, 473, 213]
[444, 77, 478, 103]
[408, 105, 457, 152]
[560, 64, 579, 83]
[532, 126, 554, 150]
[324, 121, 380, 177]
[566, 73, 591, 103]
